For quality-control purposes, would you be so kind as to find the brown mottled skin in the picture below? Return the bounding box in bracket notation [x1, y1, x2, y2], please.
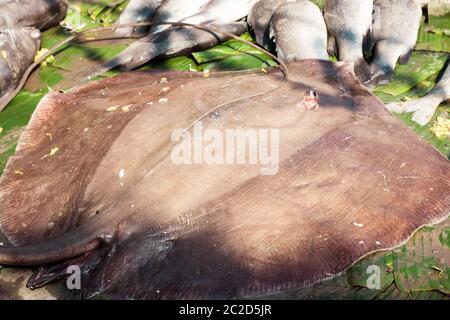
[0, 60, 449, 299]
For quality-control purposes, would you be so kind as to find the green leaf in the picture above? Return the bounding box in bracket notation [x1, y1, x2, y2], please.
[0, 90, 47, 174]
[347, 252, 394, 291]
[192, 33, 276, 71]
[373, 52, 448, 96]
[416, 13, 450, 53]
[148, 56, 199, 71]
[392, 221, 450, 294]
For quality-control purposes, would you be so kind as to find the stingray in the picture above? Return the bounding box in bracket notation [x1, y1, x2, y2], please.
[0, 60, 449, 299]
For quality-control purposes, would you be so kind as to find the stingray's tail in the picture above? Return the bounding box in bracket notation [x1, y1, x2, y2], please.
[0, 225, 105, 266]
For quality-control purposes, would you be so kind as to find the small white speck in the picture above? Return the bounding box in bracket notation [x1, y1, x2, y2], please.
[358, 241, 364, 245]
[376, 241, 381, 245]
[159, 98, 168, 104]
[0, 242, 3, 246]
[48, 222, 55, 229]
[131, 204, 135, 208]
[429, 187, 434, 191]
[83, 128, 89, 133]
[400, 162, 407, 168]
[119, 169, 125, 178]
[353, 222, 364, 227]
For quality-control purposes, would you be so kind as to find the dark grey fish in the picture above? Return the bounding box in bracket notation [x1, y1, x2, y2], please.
[324, 0, 373, 82]
[369, 0, 422, 86]
[0, 0, 68, 31]
[148, 0, 210, 35]
[386, 62, 450, 125]
[79, 21, 248, 79]
[270, 0, 329, 63]
[114, 0, 163, 37]
[82, 0, 258, 78]
[247, 0, 295, 51]
[0, 28, 41, 111]
[181, 0, 259, 25]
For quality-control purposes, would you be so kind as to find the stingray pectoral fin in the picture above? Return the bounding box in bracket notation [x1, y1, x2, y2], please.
[0, 231, 102, 266]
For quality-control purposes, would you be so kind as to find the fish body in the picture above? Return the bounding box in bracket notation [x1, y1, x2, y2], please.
[0, 0, 68, 30]
[0, 28, 41, 111]
[369, 0, 422, 85]
[181, 0, 259, 25]
[270, 0, 329, 62]
[324, 0, 373, 82]
[79, 22, 248, 79]
[83, 0, 258, 78]
[115, 0, 163, 37]
[247, 0, 295, 51]
[149, 0, 210, 35]
[386, 63, 450, 125]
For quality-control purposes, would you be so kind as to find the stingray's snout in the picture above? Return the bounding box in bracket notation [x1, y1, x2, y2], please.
[297, 90, 320, 112]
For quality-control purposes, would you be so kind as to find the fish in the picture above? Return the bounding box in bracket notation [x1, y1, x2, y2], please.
[0, 60, 449, 299]
[324, 0, 373, 82]
[180, 0, 259, 25]
[78, 21, 248, 79]
[114, 0, 163, 37]
[368, 0, 423, 86]
[270, 0, 329, 62]
[0, 28, 41, 112]
[386, 62, 450, 125]
[148, 0, 210, 35]
[79, 0, 259, 79]
[0, 0, 68, 31]
[247, 0, 295, 51]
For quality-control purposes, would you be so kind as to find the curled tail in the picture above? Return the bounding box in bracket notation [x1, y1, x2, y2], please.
[0, 225, 104, 266]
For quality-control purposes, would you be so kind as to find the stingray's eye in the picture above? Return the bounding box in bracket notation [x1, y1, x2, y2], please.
[310, 90, 318, 98]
